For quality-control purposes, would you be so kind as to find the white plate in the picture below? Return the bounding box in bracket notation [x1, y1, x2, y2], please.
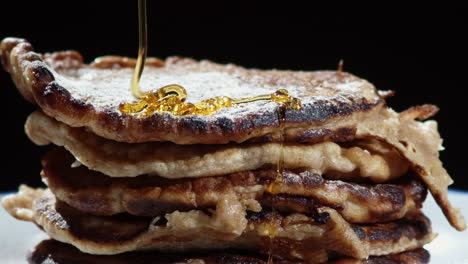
[1, 190, 467, 264]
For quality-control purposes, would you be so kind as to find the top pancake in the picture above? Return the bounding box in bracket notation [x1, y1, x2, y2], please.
[1, 37, 383, 144]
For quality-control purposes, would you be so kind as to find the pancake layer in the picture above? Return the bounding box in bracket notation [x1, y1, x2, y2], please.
[42, 148, 427, 223]
[28, 240, 431, 264]
[1, 37, 386, 145]
[2, 187, 435, 262]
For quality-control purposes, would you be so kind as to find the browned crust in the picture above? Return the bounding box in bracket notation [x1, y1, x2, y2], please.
[42, 148, 426, 223]
[351, 211, 431, 243]
[247, 209, 432, 245]
[28, 239, 430, 264]
[1, 37, 383, 144]
[330, 249, 430, 264]
[28, 240, 430, 264]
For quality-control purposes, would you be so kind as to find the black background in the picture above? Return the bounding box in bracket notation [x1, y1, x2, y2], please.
[0, 2, 466, 191]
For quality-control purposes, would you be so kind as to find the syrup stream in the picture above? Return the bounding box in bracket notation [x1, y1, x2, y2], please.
[131, 0, 148, 99]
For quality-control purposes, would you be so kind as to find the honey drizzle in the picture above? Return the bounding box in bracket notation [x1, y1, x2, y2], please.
[131, 0, 148, 99]
[264, 106, 288, 264]
[124, 0, 301, 117]
[337, 59, 344, 74]
[120, 87, 301, 116]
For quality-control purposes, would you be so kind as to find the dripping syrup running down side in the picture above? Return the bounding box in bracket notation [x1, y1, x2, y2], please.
[264, 105, 287, 264]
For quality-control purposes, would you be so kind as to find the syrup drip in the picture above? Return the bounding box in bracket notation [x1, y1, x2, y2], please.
[264, 106, 287, 264]
[337, 59, 344, 74]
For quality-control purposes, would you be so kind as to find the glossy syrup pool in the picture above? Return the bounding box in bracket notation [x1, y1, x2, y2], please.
[120, 85, 301, 116]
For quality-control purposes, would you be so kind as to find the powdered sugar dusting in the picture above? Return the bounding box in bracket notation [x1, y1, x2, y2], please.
[51, 62, 379, 119]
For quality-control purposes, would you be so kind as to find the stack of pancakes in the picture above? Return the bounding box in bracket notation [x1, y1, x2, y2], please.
[1, 37, 465, 264]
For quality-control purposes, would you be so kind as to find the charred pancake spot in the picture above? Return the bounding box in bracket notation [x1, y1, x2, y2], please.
[125, 199, 195, 217]
[351, 226, 366, 240]
[239, 112, 280, 131]
[374, 184, 406, 207]
[181, 116, 210, 133]
[279, 171, 324, 187]
[299, 172, 325, 186]
[367, 228, 400, 242]
[213, 116, 236, 133]
[312, 211, 331, 224]
[247, 208, 277, 223]
[260, 193, 340, 219]
[296, 126, 356, 143]
[286, 98, 379, 124]
[53, 200, 151, 244]
[31, 65, 54, 83]
[151, 216, 168, 227]
[360, 212, 430, 242]
[246, 207, 330, 225]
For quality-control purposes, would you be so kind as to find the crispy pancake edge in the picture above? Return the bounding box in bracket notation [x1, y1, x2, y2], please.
[1, 37, 383, 145]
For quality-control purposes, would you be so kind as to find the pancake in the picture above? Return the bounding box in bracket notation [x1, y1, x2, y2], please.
[28, 240, 431, 264]
[1, 37, 386, 145]
[26, 110, 408, 181]
[42, 147, 427, 223]
[25, 110, 466, 231]
[2, 187, 435, 262]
